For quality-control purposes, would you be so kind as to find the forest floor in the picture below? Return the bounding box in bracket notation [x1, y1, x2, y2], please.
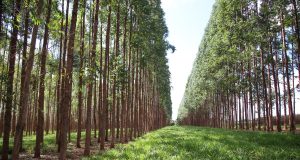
[1, 132, 109, 159]
[1, 126, 300, 159]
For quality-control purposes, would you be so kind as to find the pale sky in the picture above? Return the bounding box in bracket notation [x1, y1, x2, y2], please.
[161, 0, 216, 120]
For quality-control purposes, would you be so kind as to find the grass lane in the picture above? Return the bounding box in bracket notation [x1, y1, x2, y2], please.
[86, 126, 300, 160]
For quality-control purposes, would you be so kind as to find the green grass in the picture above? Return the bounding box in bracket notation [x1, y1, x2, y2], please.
[0, 131, 89, 155]
[86, 126, 300, 160]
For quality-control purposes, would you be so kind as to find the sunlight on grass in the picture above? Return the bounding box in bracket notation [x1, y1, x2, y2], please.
[0, 131, 88, 154]
[85, 126, 300, 160]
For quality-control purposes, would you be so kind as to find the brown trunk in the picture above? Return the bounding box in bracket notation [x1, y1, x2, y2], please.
[129, 9, 134, 141]
[13, 0, 44, 158]
[254, 57, 261, 130]
[34, 0, 52, 157]
[59, 0, 79, 158]
[260, 48, 268, 131]
[248, 60, 254, 130]
[291, 0, 300, 84]
[46, 74, 52, 134]
[56, 0, 65, 146]
[122, 4, 128, 142]
[113, 3, 121, 147]
[271, 41, 281, 132]
[100, 5, 111, 150]
[134, 50, 139, 137]
[98, 23, 103, 143]
[2, 0, 21, 159]
[84, 0, 99, 155]
[58, 0, 69, 148]
[93, 80, 97, 138]
[267, 60, 273, 131]
[77, 1, 85, 148]
[280, 11, 295, 132]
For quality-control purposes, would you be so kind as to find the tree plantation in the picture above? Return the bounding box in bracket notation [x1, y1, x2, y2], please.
[0, 0, 172, 159]
[1, 0, 300, 159]
[178, 0, 300, 133]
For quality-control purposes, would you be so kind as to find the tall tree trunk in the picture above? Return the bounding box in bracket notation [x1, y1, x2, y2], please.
[13, 0, 44, 158]
[2, 0, 21, 159]
[93, 80, 97, 138]
[34, 0, 52, 157]
[46, 74, 52, 135]
[260, 48, 268, 131]
[267, 61, 273, 131]
[291, 0, 300, 85]
[56, 0, 65, 146]
[122, 1, 128, 142]
[254, 57, 261, 130]
[59, 0, 79, 158]
[77, 0, 86, 148]
[111, 3, 121, 148]
[280, 11, 295, 132]
[98, 23, 103, 143]
[84, 0, 99, 155]
[100, 5, 111, 150]
[271, 40, 281, 132]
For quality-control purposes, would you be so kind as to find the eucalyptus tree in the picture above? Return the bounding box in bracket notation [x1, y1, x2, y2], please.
[34, 0, 52, 157]
[1, 0, 21, 159]
[59, 0, 79, 158]
[0, 0, 172, 158]
[178, 0, 298, 133]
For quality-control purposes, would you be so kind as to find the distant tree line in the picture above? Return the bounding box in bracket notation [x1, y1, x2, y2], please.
[178, 0, 299, 133]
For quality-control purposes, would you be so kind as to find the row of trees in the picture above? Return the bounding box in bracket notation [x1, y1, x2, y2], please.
[178, 0, 299, 133]
[0, 0, 172, 159]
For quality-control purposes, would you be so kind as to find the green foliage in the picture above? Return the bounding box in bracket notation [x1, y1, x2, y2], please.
[177, 0, 299, 123]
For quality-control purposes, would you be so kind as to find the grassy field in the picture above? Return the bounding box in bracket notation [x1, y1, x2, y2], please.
[0, 126, 299, 159]
[86, 126, 300, 160]
[0, 133, 57, 154]
[0, 131, 89, 155]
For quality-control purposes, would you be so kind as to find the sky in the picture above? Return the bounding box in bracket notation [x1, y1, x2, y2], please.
[161, 0, 216, 120]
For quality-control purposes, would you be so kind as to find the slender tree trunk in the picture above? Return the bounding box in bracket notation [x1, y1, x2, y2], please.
[59, 0, 79, 158]
[280, 11, 295, 132]
[84, 0, 99, 155]
[254, 57, 261, 130]
[267, 61, 273, 131]
[13, 0, 44, 158]
[260, 48, 268, 131]
[56, 0, 65, 146]
[46, 74, 52, 135]
[77, 0, 86, 148]
[2, 0, 21, 159]
[93, 80, 97, 138]
[34, 0, 52, 157]
[98, 23, 103, 143]
[291, 0, 300, 85]
[122, 2, 128, 142]
[271, 40, 281, 132]
[100, 5, 111, 150]
[111, 3, 121, 147]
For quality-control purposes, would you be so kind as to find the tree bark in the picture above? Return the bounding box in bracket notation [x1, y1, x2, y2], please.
[280, 11, 295, 132]
[59, 0, 79, 158]
[77, 0, 86, 148]
[13, 0, 44, 158]
[100, 5, 111, 150]
[84, 0, 99, 155]
[2, 0, 21, 159]
[34, 0, 52, 157]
